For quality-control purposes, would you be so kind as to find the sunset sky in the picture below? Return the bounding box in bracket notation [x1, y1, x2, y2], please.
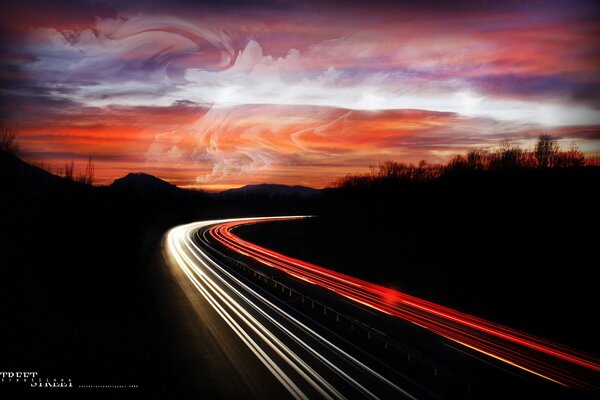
[1, 0, 599, 190]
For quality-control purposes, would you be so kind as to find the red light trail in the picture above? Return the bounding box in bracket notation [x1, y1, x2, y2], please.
[207, 217, 600, 393]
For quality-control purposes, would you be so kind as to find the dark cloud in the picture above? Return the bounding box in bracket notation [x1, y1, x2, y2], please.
[472, 74, 600, 106]
[19, 150, 138, 163]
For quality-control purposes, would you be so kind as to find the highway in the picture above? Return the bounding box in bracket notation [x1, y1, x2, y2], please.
[165, 218, 436, 400]
[165, 216, 600, 399]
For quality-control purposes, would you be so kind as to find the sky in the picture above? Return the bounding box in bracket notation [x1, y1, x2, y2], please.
[1, 0, 599, 190]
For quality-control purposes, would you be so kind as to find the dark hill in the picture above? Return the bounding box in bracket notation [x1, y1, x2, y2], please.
[0, 150, 81, 192]
[110, 172, 182, 196]
[218, 183, 320, 198]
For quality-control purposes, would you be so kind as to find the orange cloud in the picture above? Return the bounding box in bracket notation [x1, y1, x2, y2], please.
[2, 1, 599, 189]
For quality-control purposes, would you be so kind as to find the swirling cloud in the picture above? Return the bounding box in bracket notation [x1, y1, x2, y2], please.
[1, 1, 599, 188]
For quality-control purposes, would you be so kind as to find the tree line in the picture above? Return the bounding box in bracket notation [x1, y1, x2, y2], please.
[334, 135, 592, 189]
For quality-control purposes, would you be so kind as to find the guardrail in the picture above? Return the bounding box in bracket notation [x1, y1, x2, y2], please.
[196, 227, 473, 397]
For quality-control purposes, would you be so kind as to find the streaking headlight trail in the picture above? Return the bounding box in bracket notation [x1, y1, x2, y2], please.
[165, 218, 422, 400]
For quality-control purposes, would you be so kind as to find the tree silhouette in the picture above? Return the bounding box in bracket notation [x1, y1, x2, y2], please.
[64, 159, 75, 181]
[562, 142, 585, 168]
[466, 148, 489, 170]
[76, 155, 95, 185]
[0, 126, 19, 154]
[535, 135, 559, 168]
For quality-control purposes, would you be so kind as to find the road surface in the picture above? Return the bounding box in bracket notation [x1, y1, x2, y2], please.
[165, 218, 435, 400]
[164, 216, 600, 399]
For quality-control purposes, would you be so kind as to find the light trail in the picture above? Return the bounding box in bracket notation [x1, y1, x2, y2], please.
[165, 218, 422, 400]
[207, 216, 600, 393]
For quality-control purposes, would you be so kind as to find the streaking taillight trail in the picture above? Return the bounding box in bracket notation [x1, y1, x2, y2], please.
[207, 217, 600, 393]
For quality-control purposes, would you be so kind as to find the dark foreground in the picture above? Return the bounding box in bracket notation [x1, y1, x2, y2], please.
[0, 151, 315, 398]
[206, 218, 599, 399]
[1, 150, 598, 398]
[235, 167, 600, 356]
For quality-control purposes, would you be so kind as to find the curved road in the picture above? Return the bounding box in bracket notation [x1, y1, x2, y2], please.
[164, 216, 600, 398]
[165, 218, 433, 400]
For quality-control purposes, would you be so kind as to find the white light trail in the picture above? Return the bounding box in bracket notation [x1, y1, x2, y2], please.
[165, 218, 419, 400]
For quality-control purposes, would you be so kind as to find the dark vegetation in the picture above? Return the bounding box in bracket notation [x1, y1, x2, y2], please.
[60, 156, 95, 185]
[235, 136, 600, 355]
[0, 125, 19, 154]
[1, 153, 199, 398]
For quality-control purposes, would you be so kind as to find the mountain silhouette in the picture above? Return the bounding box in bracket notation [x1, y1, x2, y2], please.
[110, 172, 182, 196]
[1, 152, 319, 203]
[0, 150, 84, 193]
[218, 183, 320, 198]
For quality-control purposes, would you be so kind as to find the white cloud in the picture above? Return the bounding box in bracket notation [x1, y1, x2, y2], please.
[176, 40, 600, 127]
[24, 15, 600, 127]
